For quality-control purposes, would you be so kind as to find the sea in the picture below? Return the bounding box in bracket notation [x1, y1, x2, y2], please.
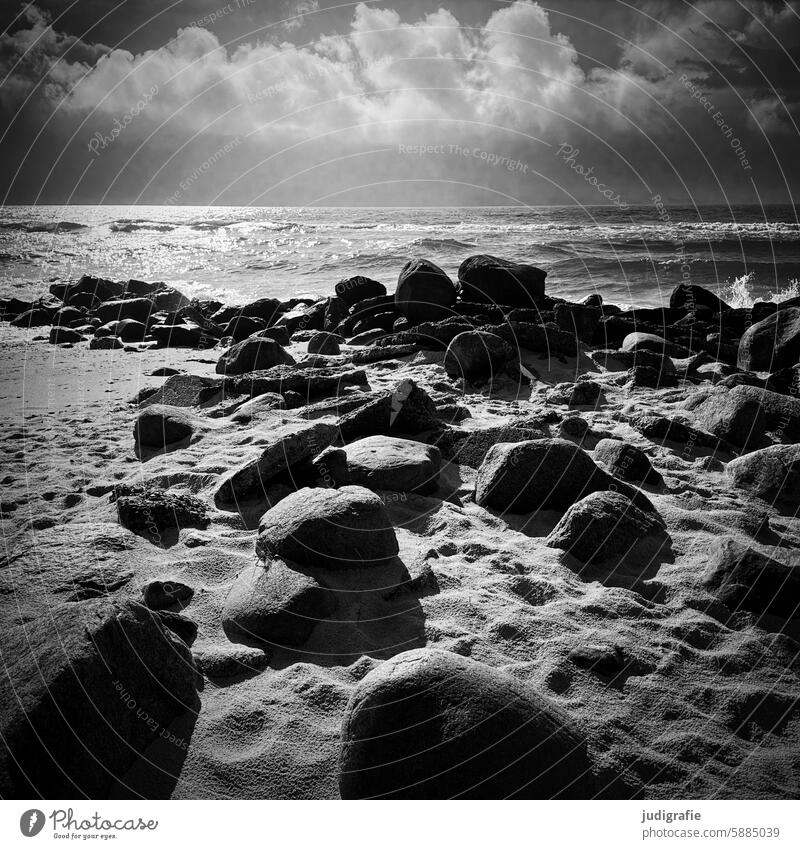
[1, 204, 799, 309]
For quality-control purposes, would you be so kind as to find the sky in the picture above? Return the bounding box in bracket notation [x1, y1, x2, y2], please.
[0, 0, 799, 205]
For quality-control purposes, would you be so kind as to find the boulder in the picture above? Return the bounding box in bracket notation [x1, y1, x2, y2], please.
[10, 307, 53, 328]
[230, 392, 286, 423]
[255, 485, 399, 569]
[335, 275, 387, 307]
[475, 438, 631, 513]
[395, 259, 456, 323]
[669, 283, 730, 314]
[342, 436, 441, 494]
[49, 325, 83, 344]
[443, 330, 516, 382]
[222, 562, 336, 647]
[224, 365, 367, 402]
[115, 318, 149, 342]
[150, 323, 206, 348]
[0, 599, 197, 797]
[115, 484, 209, 535]
[593, 439, 662, 485]
[94, 297, 155, 325]
[702, 537, 799, 618]
[142, 579, 194, 610]
[690, 385, 767, 449]
[554, 302, 601, 342]
[457, 254, 547, 307]
[338, 379, 438, 440]
[546, 380, 602, 407]
[338, 648, 595, 799]
[622, 332, 690, 358]
[215, 420, 338, 505]
[737, 307, 800, 372]
[559, 416, 590, 442]
[57, 274, 124, 305]
[89, 335, 123, 350]
[52, 306, 85, 326]
[437, 425, 543, 467]
[224, 315, 267, 341]
[481, 321, 577, 357]
[134, 404, 194, 450]
[545, 490, 666, 564]
[140, 374, 222, 408]
[725, 444, 800, 506]
[215, 337, 295, 375]
[308, 331, 342, 355]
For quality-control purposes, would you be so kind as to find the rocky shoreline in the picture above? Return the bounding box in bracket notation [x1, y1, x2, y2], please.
[1, 254, 799, 799]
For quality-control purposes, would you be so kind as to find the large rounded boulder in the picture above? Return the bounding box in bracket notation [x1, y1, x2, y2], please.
[255, 485, 399, 569]
[395, 259, 456, 324]
[134, 404, 194, 450]
[457, 254, 546, 307]
[444, 330, 516, 383]
[737, 306, 800, 372]
[343, 435, 441, 494]
[335, 275, 386, 308]
[593, 439, 662, 486]
[725, 444, 800, 506]
[216, 336, 295, 375]
[338, 648, 595, 799]
[475, 438, 621, 513]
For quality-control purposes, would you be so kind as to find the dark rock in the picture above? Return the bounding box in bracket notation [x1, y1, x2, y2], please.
[444, 330, 516, 383]
[49, 325, 82, 344]
[338, 647, 595, 799]
[216, 337, 295, 375]
[335, 275, 387, 307]
[115, 484, 209, 535]
[554, 303, 601, 342]
[351, 344, 418, 365]
[156, 610, 198, 646]
[338, 379, 437, 440]
[230, 392, 286, 423]
[89, 335, 123, 350]
[627, 363, 678, 389]
[559, 416, 590, 442]
[323, 296, 348, 332]
[0, 296, 33, 319]
[222, 562, 336, 648]
[342, 436, 441, 494]
[142, 579, 194, 610]
[437, 425, 543, 467]
[545, 490, 666, 563]
[140, 374, 222, 408]
[588, 348, 676, 379]
[622, 332, 690, 358]
[630, 414, 723, 449]
[256, 325, 291, 346]
[569, 644, 627, 677]
[94, 297, 155, 325]
[308, 331, 342, 355]
[475, 438, 635, 513]
[670, 283, 730, 314]
[395, 259, 456, 323]
[457, 254, 547, 307]
[224, 365, 367, 401]
[10, 308, 53, 328]
[150, 323, 206, 348]
[0, 599, 198, 797]
[215, 420, 338, 505]
[256, 485, 399, 569]
[738, 307, 800, 372]
[481, 321, 577, 356]
[224, 315, 267, 341]
[52, 306, 86, 326]
[115, 318, 149, 342]
[703, 537, 800, 618]
[690, 385, 767, 449]
[546, 380, 602, 407]
[725, 444, 800, 505]
[377, 317, 474, 350]
[134, 404, 194, 450]
[594, 439, 662, 485]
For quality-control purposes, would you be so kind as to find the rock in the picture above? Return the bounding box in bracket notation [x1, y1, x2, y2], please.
[377, 317, 474, 350]
[224, 315, 267, 341]
[142, 579, 194, 610]
[335, 275, 387, 307]
[437, 425, 543, 467]
[115, 484, 209, 535]
[589, 348, 676, 380]
[49, 325, 83, 344]
[351, 344, 418, 365]
[690, 385, 767, 449]
[338, 648, 594, 799]
[194, 645, 270, 679]
[89, 335, 123, 350]
[215, 420, 338, 505]
[443, 330, 516, 382]
[10, 307, 53, 327]
[703, 537, 799, 618]
[725, 444, 800, 506]
[547, 380, 602, 406]
[621, 332, 690, 359]
[630, 414, 722, 449]
[594, 439, 662, 485]
[150, 323, 206, 348]
[481, 321, 578, 356]
[94, 297, 155, 325]
[255, 485, 399, 569]
[342, 436, 441, 494]
[554, 302, 601, 342]
[140, 374, 222, 408]
[395, 259, 456, 323]
[338, 379, 438, 440]
[569, 644, 627, 677]
[115, 318, 149, 342]
[559, 416, 590, 442]
[257, 325, 291, 346]
[230, 392, 286, 423]
[222, 562, 336, 647]
[457, 254, 547, 307]
[475, 438, 631, 513]
[545, 490, 666, 564]
[0, 296, 33, 318]
[627, 363, 678, 389]
[669, 283, 730, 314]
[308, 331, 342, 355]
[695, 385, 800, 443]
[738, 307, 800, 372]
[224, 365, 367, 401]
[52, 306, 86, 326]
[0, 599, 197, 797]
[134, 404, 194, 450]
[215, 337, 295, 375]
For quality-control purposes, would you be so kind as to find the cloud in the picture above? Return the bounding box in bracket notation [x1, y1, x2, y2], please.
[1, 1, 799, 204]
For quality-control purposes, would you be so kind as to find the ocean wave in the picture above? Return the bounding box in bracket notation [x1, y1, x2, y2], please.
[0, 221, 89, 233]
[407, 237, 477, 250]
[110, 220, 175, 233]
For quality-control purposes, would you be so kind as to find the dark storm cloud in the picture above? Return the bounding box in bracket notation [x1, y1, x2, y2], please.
[1, 0, 799, 204]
